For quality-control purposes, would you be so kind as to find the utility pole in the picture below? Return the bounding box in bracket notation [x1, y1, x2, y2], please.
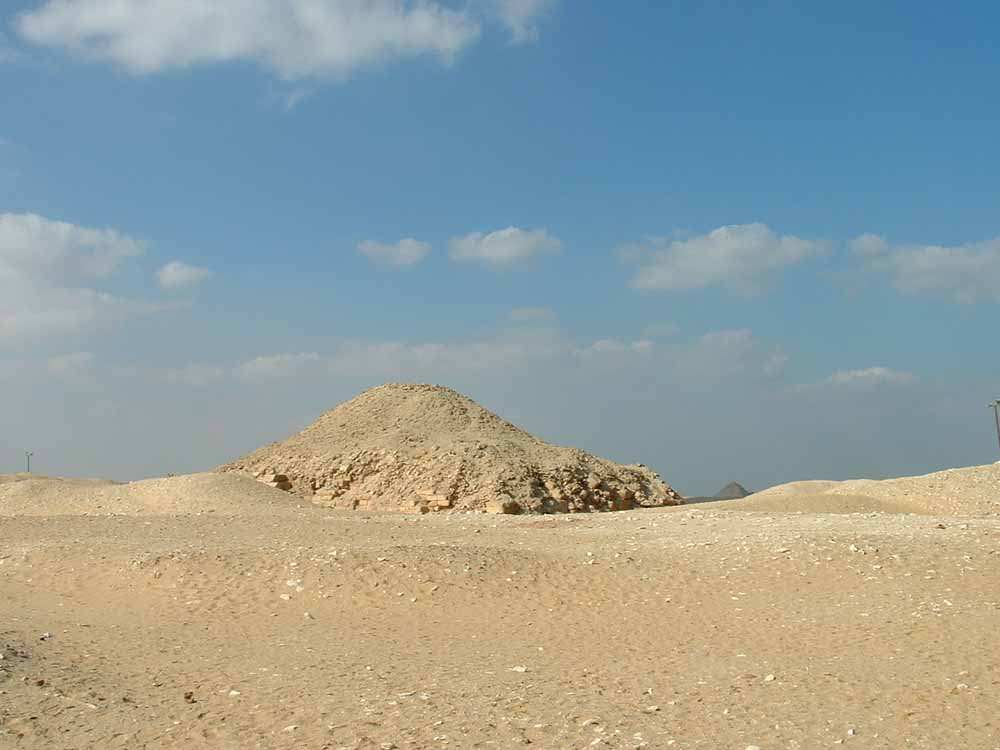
[991, 401, 1000, 459]
[25, 451, 33, 473]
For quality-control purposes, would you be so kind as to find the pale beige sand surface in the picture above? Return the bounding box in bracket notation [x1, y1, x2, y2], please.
[710, 492, 921, 515]
[0, 473, 296, 517]
[745, 463, 1000, 516]
[2, 471, 999, 749]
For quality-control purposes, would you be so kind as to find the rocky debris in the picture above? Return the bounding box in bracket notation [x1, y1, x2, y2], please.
[218, 383, 682, 515]
[0, 642, 29, 684]
[255, 473, 293, 492]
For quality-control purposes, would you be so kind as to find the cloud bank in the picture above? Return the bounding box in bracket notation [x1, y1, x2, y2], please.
[853, 233, 1000, 303]
[16, 0, 559, 80]
[626, 223, 826, 293]
[449, 226, 561, 267]
[358, 238, 431, 268]
[0, 212, 152, 345]
[157, 261, 212, 290]
[492, 0, 558, 42]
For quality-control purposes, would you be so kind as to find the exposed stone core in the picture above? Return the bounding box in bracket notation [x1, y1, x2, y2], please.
[218, 383, 682, 514]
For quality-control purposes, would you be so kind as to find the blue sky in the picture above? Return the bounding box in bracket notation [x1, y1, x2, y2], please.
[2, 1, 999, 494]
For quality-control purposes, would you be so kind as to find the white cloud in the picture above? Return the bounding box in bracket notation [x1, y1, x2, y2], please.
[236, 353, 324, 380]
[157, 261, 212, 290]
[789, 366, 917, 396]
[509, 306, 555, 323]
[676, 328, 787, 378]
[2, 288, 130, 343]
[0, 213, 153, 345]
[627, 223, 826, 293]
[16, 0, 481, 81]
[853, 234, 1000, 303]
[850, 233, 889, 257]
[449, 226, 561, 268]
[164, 326, 785, 389]
[492, 0, 557, 42]
[330, 338, 550, 376]
[823, 367, 916, 387]
[0, 212, 142, 284]
[358, 238, 430, 268]
[577, 339, 654, 357]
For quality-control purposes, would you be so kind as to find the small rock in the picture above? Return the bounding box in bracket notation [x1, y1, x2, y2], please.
[642, 705, 660, 714]
[228, 689, 241, 697]
[282, 724, 298, 732]
[763, 674, 776, 683]
[510, 665, 528, 673]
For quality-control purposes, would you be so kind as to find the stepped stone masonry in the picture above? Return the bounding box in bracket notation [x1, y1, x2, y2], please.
[220, 383, 683, 514]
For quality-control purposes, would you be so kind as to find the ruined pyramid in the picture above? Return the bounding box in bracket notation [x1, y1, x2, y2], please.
[218, 383, 682, 514]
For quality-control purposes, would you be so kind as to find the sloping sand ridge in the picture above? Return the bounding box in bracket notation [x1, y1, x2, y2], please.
[737, 462, 1000, 516]
[218, 383, 682, 514]
[0, 473, 297, 517]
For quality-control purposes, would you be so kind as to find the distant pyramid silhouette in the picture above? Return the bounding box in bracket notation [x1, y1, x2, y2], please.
[714, 482, 751, 499]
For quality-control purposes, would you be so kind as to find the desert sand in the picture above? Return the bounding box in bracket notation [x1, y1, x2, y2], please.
[3, 463, 1000, 749]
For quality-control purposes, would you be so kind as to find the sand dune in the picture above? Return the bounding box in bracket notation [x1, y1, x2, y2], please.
[0, 472, 297, 517]
[711, 491, 920, 515]
[745, 463, 1000, 516]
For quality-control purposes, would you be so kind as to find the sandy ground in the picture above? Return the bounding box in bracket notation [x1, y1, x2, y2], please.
[2, 473, 1000, 749]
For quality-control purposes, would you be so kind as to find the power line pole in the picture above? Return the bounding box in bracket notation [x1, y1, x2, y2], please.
[25, 451, 33, 473]
[991, 401, 1000, 459]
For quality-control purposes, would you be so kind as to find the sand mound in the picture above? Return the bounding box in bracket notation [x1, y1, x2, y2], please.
[713, 492, 918, 515]
[218, 383, 682, 514]
[0, 472, 296, 516]
[749, 463, 1000, 516]
[0, 473, 115, 487]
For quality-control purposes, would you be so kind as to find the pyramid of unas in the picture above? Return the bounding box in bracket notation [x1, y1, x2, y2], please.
[218, 383, 682, 514]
